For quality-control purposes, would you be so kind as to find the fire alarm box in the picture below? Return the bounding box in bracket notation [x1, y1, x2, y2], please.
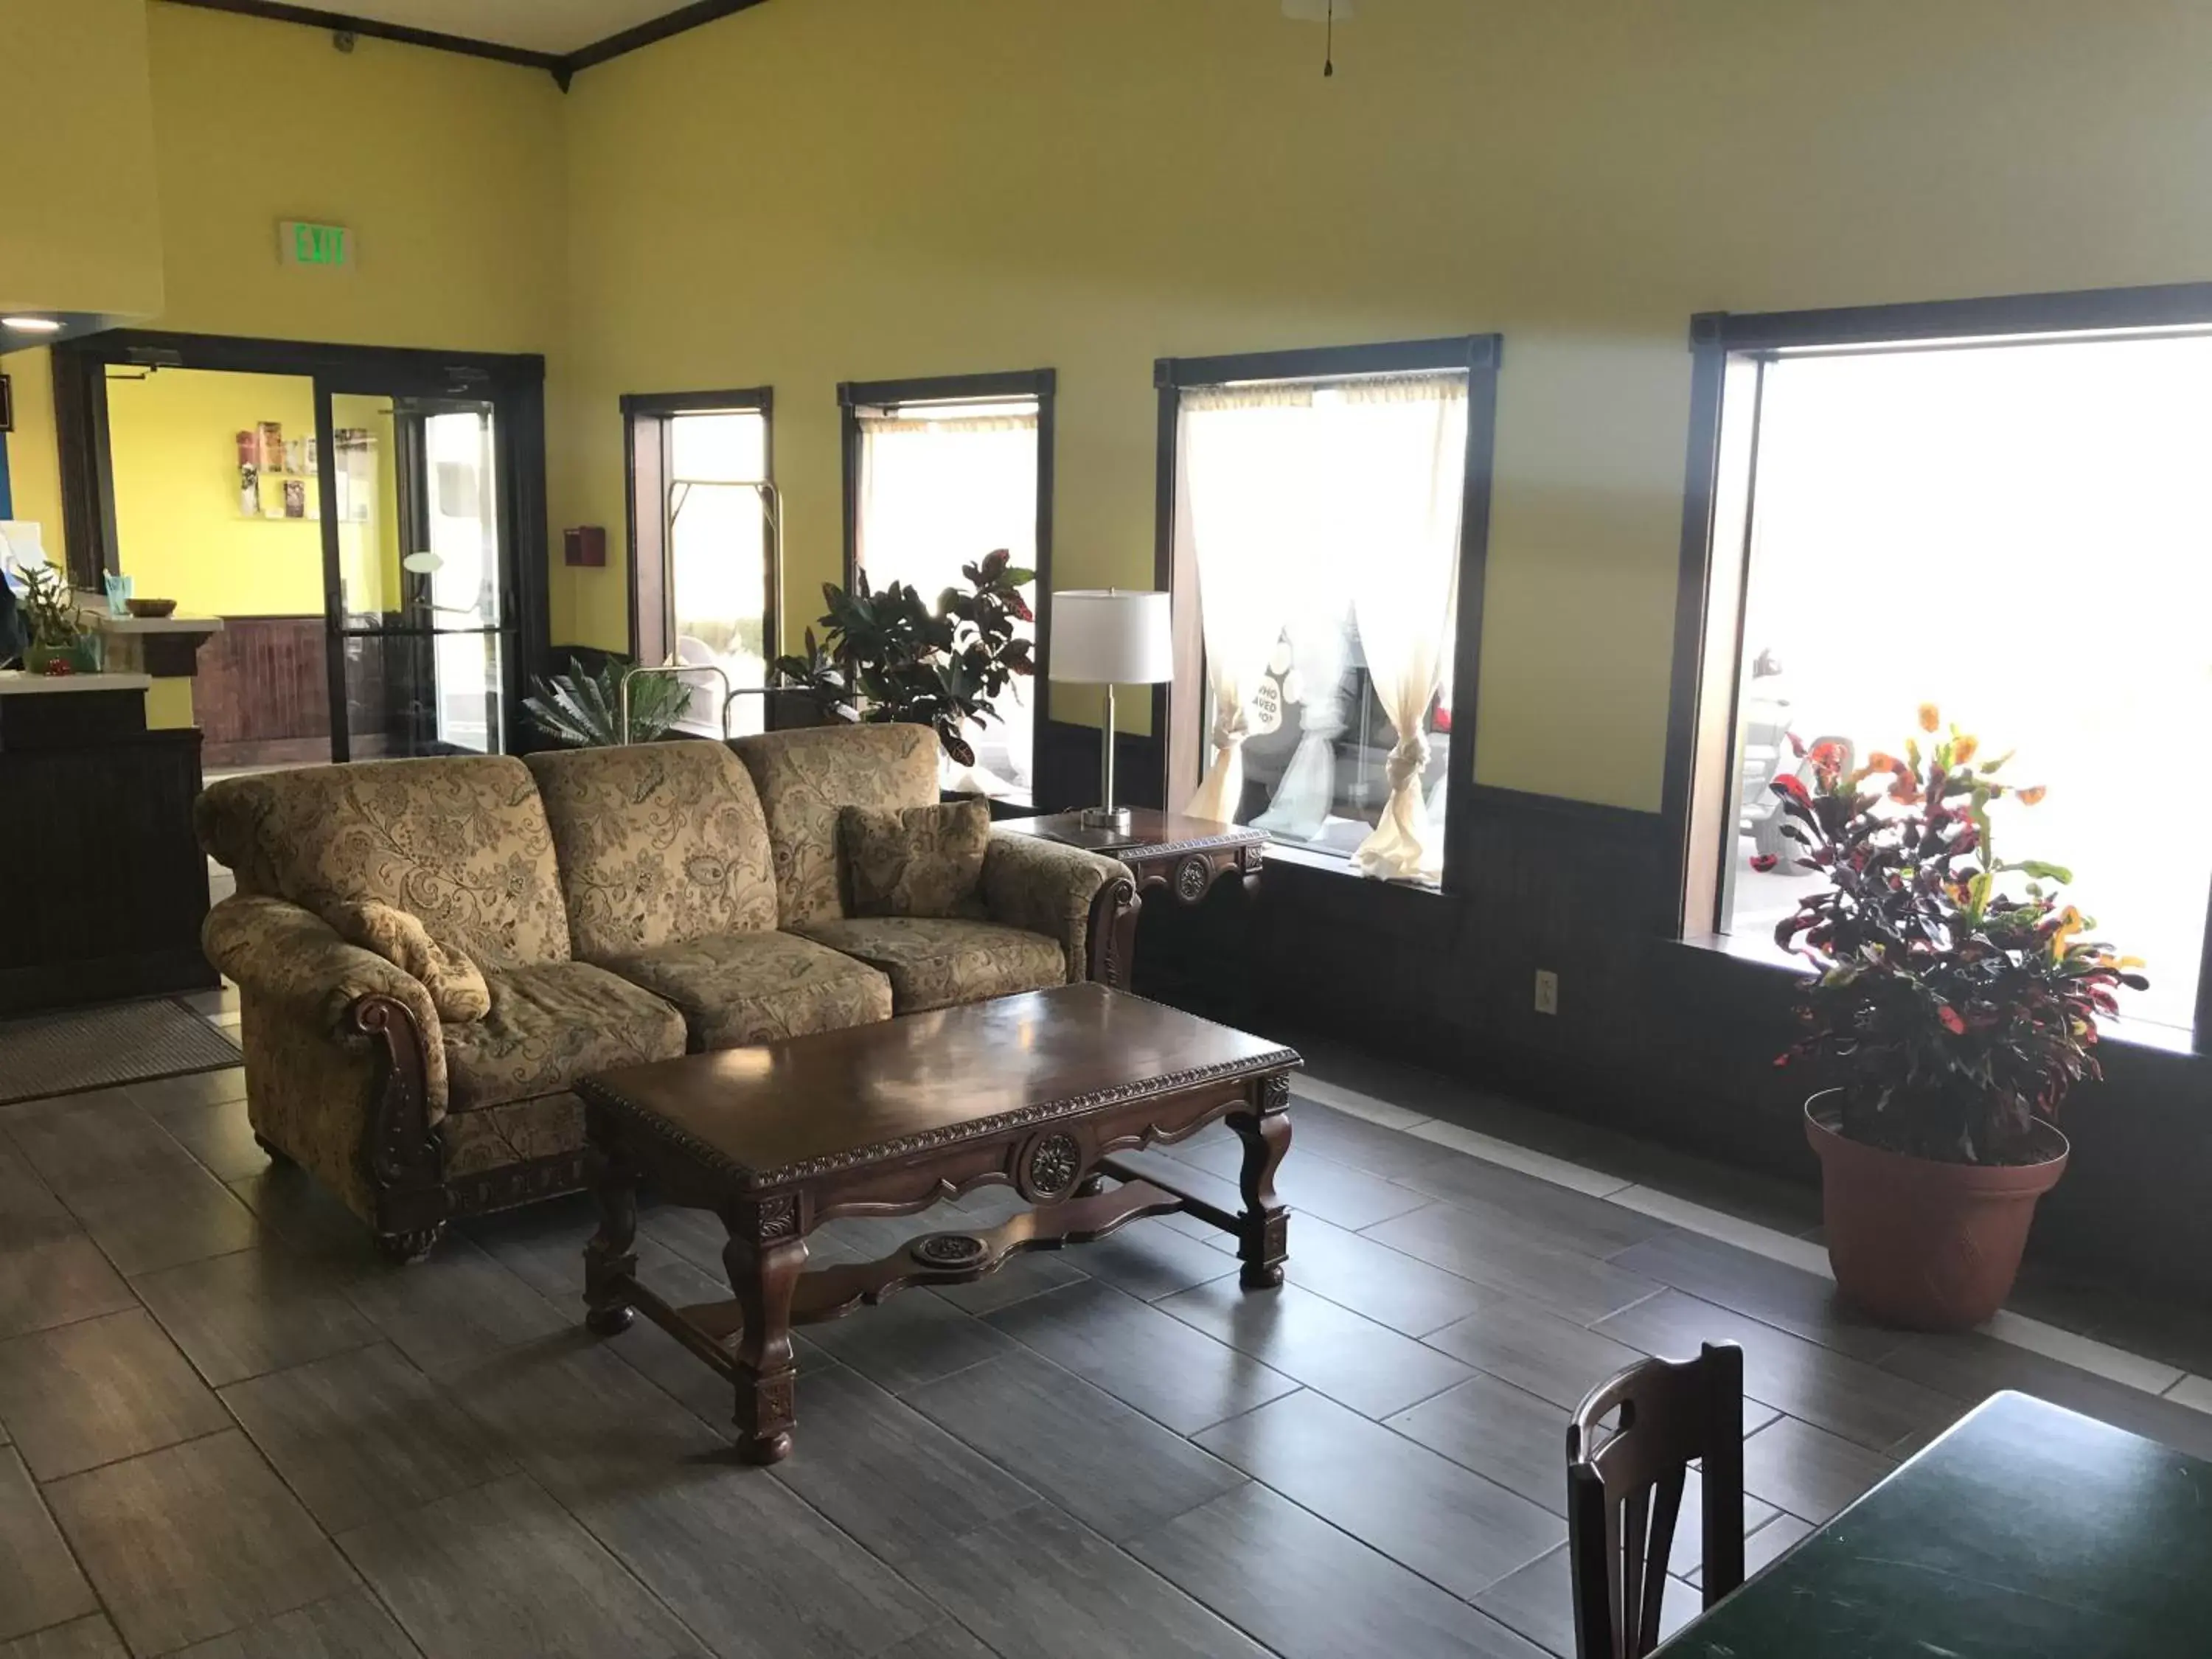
[563, 526, 607, 568]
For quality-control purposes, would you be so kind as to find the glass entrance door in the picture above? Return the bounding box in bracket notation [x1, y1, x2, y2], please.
[319, 386, 509, 760]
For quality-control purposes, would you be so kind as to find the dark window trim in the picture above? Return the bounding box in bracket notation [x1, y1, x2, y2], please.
[838, 368, 1057, 790]
[619, 386, 774, 673]
[1151, 333, 1503, 895]
[1663, 281, 2212, 1047]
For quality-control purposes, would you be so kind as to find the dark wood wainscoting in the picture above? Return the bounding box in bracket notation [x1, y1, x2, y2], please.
[1034, 718, 1166, 816]
[1246, 783, 2212, 1300]
[195, 615, 332, 768]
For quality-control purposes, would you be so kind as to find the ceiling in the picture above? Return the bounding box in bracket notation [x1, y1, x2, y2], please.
[260, 1, 696, 57]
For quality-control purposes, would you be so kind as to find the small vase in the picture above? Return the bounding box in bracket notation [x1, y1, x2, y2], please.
[1805, 1092, 2067, 1331]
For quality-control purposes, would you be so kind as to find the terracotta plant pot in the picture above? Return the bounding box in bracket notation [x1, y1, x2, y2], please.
[1804, 1092, 2067, 1332]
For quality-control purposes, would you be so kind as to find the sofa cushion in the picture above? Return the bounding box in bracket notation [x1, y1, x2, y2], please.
[841, 800, 992, 919]
[328, 900, 490, 1024]
[439, 1091, 588, 1178]
[731, 725, 939, 928]
[605, 930, 894, 1051]
[791, 917, 1068, 1015]
[526, 742, 779, 960]
[195, 755, 571, 968]
[445, 961, 687, 1112]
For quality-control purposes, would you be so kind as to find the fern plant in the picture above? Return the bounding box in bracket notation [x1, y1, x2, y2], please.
[524, 656, 693, 747]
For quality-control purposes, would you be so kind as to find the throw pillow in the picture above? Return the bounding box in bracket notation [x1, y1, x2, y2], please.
[840, 799, 992, 919]
[328, 900, 493, 1023]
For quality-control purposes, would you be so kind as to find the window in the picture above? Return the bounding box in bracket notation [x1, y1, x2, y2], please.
[623, 389, 776, 737]
[1670, 291, 2212, 1036]
[841, 369, 1053, 804]
[1158, 338, 1499, 886]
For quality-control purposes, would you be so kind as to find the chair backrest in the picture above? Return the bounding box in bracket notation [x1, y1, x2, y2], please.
[1566, 1341, 1745, 1659]
[728, 723, 939, 928]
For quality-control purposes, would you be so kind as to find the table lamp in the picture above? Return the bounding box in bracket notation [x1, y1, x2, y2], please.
[1050, 588, 1173, 832]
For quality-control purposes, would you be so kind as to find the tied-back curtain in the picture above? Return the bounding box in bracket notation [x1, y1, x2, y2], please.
[1179, 374, 1467, 880]
[1178, 384, 1326, 822]
[1340, 376, 1467, 882]
[856, 406, 1040, 795]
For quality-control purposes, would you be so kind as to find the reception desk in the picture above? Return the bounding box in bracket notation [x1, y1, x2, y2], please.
[0, 670, 215, 1015]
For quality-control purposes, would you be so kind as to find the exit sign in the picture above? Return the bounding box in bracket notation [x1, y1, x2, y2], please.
[277, 220, 352, 270]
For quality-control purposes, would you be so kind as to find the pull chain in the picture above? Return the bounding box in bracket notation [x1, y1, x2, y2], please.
[1324, 0, 1335, 77]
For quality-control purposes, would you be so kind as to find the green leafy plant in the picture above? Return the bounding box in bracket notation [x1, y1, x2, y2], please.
[17, 561, 86, 650]
[523, 655, 692, 748]
[771, 549, 1035, 766]
[1764, 703, 2146, 1165]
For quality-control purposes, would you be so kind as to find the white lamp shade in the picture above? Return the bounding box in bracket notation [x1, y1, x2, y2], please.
[1050, 589, 1174, 684]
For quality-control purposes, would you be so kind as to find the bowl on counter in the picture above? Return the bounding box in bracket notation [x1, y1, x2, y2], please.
[124, 598, 179, 619]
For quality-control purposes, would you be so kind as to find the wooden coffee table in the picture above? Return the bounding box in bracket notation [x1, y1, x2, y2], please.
[574, 982, 1300, 1464]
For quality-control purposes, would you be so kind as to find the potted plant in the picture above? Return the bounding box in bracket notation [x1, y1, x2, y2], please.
[1762, 704, 2146, 1329]
[17, 560, 99, 675]
[523, 655, 692, 747]
[771, 549, 1034, 767]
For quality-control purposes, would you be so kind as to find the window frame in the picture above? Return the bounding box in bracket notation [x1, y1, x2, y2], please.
[1152, 334, 1502, 894]
[837, 367, 1057, 787]
[1660, 280, 2212, 1045]
[619, 386, 776, 681]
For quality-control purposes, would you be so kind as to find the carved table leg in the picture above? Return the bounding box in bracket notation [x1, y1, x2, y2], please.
[1228, 1074, 1293, 1290]
[723, 1201, 807, 1465]
[582, 1135, 639, 1337]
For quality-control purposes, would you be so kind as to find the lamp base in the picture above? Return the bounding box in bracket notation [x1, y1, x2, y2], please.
[1078, 804, 1133, 832]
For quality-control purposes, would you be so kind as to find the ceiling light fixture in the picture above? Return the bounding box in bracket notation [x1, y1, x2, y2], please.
[1282, 0, 1352, 77]
[1, 316, 64, 334]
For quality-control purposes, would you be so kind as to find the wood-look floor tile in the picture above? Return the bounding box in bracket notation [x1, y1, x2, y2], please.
[1473, 1541, 1697, 1659]
[1130, 1481, 1548, 1659]
[0, 1228, 138, 1343]
[1232, 1208, 1493, 1337]
[1156, 1277, 1472, 1419]
[223, 1170, 380, 1270]
[1421, 1281, 1649, 1411]
[145, 1096, 274, 1184]
[1383, 1369, 1572, 1510]
[768, 1366, 1040, 1568]
[567, 1456, 942, 1659]
[338, 1475, 706, 1658]
[125, 1068, 248, 1115]
[905, 1347, 1247, 1543]
[168, 1587, 421, 1658]
[1041, 1220, 1231, 1304]
[1389, 1148, 1672, 1258]
[451, 1339, 732, 1508]
[795, 1286, 1018, 1395]
[1593, 1289, 1955, 1452]
[1740, 1413, 1896, 1523]
[1269, 1100, 1444, 1182]
[133, 1248, 378, 1389]
[0, 1307, 229, 1480]
[341, 1231, 568, 1377]
[928, 1248, 1090, 1314]
[0, 1617, 126, 1659]
[46, 1430, 354, 1657]
[2, 1093, 202, 1201]
[222, 1342, 515, 1533]
[1194, 1389, 1564, 1600]
[984, 1279, 1298, 1434]
[1607, 1228, 1900, 1361]
[875, 1626, 996, 1659]
[898, 1503, 1270, 1659]
[1691, 1510, 1815, 1589]
[0, 1447, 97, 1641]
[1364, 1204, 1662, 1326]
[1878, 1328, 2212, 1461]
[461, 1193, 601, 1311]
[60, 1167, 260, 1277]
[1121, 1144, 1426, 1232]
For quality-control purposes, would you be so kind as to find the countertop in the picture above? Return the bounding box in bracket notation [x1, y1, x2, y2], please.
[77, 611, 226, 636]
[0, 670, 156, 696]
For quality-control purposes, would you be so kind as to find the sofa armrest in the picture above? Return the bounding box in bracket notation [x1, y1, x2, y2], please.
[980, 833, 1139, 987]
[203, 895, 448, 1116]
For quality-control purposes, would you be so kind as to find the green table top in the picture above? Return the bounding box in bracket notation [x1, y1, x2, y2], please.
[1657, 1391, 2212, 1658]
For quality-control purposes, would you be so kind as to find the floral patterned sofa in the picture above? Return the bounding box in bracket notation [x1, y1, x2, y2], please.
[195, 724, 1136, 1262]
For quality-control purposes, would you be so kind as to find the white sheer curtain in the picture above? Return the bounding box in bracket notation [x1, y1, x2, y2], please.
[1341, 377, 1467, 881]
[856, 403, 1039, 796]
[1178, 374, 1466, 880]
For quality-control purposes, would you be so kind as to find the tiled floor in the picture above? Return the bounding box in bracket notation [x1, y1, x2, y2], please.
[6, 1030, 2212, 1658]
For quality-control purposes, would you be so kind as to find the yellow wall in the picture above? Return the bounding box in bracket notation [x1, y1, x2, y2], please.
[0, 0, 163, 319]
[106, 367, 324, 615]
[553, 0, 2212, 808]
[2, 349, 64, 548]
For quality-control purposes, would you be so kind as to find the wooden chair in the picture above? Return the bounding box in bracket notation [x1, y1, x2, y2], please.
[1566, 1342, 1746, 1659]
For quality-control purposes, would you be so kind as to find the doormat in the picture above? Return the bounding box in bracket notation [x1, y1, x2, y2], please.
[0, 998, 243, 1107]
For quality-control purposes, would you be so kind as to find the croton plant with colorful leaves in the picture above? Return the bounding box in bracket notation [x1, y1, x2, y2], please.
[1760, 703, 2146, 1166]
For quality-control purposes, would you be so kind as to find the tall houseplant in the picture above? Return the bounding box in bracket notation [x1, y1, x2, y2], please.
[1763, 705, 2146, 1327]
[771, 549, 1034, 767]
[17, 560, 97, 675]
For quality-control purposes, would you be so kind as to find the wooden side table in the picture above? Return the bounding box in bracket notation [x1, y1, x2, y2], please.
[998, 807, 1263, 992]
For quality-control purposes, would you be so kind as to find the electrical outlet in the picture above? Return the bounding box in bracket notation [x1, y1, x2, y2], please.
[1534, 969, 1559, 1016]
